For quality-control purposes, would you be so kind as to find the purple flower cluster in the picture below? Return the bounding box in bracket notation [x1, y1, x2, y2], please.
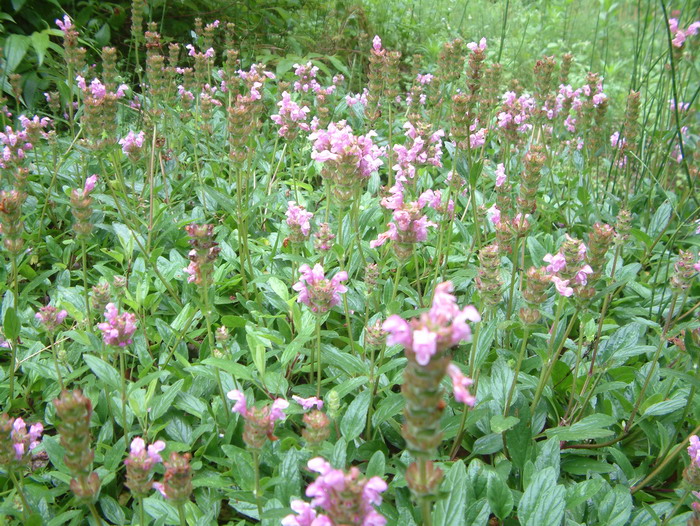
[293, 264, 348, 314]
[126, 437, 165, 468]
[119, 130, 145, 158]
[35, 305, 68, 332]
[371, 184, 437, 253]
[310, 120, 384, 179]
[543, 236, 593, 297]
[271, 92, 311, 137]
[228, 390, 288, 447]
[383, 281, 480, 366]
[669, 17, 700, 48]
[9, 417, 43, 461]
[76, 76, 128, 100]
[286, 201, 314, 240]
[0, 125, 33, 169]
[689, 435, 700, 468]
[292, 395, 324, 410]
[393, 121, 444, 181]
[97, 303, 138, 347]
[283, 458, 387, 526]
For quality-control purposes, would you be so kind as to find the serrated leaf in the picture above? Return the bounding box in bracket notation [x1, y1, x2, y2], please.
[151, 379, 184, 420]
[519, 467, 565, 526]
[490, 415, 520, 433]
[434, 460, 467, 526]
[597, 484, 633, 526]
[340, 390, 370, 442]
[487, 474, 514, 520]
[83, 354, 121, 390]
[545, 414, 616, 441]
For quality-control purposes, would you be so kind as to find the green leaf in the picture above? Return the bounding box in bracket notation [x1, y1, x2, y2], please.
[518, 467, 565, 526]
[31, 30, 50, 66]
[144, 497, 179, 525]
[150, 379, 184, 420]
[366, 450, 385, 479]
[246, 325, 269, 377]
[4, 34, 30, 73]
[3, 306, 20, 340]
[99, 495, 125, 525]
[466, 458, 493, 502]
[490, 415, 519, 433]
[340, 389, 370, 442]
[545, 414, 617, 441]
[464, 499, 490, 526]
[597, 484, 633, 526]
[642, 398, 686, 417]
[647, 201, 672, 238]
[434, 460, 467, 526]
[83, 354, 121, 390]
[487, 474, 514, 520]
[202, 357, 254, 382]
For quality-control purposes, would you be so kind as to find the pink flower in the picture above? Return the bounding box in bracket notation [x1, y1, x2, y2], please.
[227, 390, 248, 417]
[293, 264, 348, 314]
[412, 328, 438, 366]
[269, 399, 290, 423]
[35, 305, 68, 331]
[447, 364, 476, 406]
[487, 204, 501, 226]
[55, 15, 73, 32]
[551, 276, 573, 297]
[372, 35, 383, 53]
[286, 201, 313, 238]
[383, 315, 412, 347]
[416, 73, 434, 85]
[574, 264, 593, 285]
[292, 395, 324, 410]
[271, 92, 311, 137]
[96, 303, 137, 347]
[288, 458, 387, 526]
[495, 163, 507, 187]
[125, 437, 166, 470]
[543, 253, 567, 273]
[119, 130, 145, 158]
[383, 282, 479, 365]
[84, 175, 98, 194]
[310, 121, 384, 179]
[690, 435, 700, 467]
[467, 38, 487, 52]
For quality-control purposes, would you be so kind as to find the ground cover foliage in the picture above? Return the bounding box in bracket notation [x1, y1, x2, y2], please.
[1, 0, 700, 525]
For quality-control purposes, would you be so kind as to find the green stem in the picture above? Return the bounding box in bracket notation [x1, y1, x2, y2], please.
[504, 327, 530, 417]
[139, 497, 146, 526]
[202, 282, 230, 409]
[530, 298, 565, 412]
[390, 265, 403, 306]
[80, 239, 93, 332]
[418, 458, 434, 526]
[88, 502, 105, 526]
[315, 316, 322, 398]
[505, 237, 520, 321]
[49, 333, 65, 391]
[625, 293, 678, 433]
[119, 349, 129, 438]
[252, 450, 263, 521]
[8, 338, 16, 402]
[8, 470, 29, 521]
[659, 488, 690, 526]
[176, 502, 187, 526]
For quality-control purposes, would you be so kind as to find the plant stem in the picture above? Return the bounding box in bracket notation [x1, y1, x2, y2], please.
[49, 333, 65, 390]
[8, 470, 29, 521]
[625, 292, 678, 433]
[176, 502, 187, 526]
[119, 349, 129, 438]
[504, 327, 530, 417]
[88, 502, 105, 526]
[315, 316, 322, 397]
[418, 458, 434, 526]
[252, 450, 263, 520]
[80, 239, 93, 332]
[139, 496, 146, 526]
[530, 297, 565, 412]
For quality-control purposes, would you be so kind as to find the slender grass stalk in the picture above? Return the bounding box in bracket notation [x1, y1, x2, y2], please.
[119, 349, 129, 438]
[8, 470, 29, 521]
[503, 327, 530, 417]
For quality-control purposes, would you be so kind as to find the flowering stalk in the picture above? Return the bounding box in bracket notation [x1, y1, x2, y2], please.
[383, 282, 478, 522]
[97, 303, 137, 437]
